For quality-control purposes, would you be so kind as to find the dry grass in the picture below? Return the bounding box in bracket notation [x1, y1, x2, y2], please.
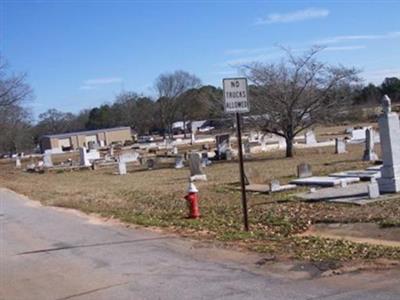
[1, 142, 399, 263]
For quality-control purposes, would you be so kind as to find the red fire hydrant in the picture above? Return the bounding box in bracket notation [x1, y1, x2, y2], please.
[184, 182, 200, 219]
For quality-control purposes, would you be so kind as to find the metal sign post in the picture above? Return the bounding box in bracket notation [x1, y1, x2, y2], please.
[223, 78, 250, 231]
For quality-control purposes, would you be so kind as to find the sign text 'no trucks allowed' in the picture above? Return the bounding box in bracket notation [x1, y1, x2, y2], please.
[223, 78, 249, 114]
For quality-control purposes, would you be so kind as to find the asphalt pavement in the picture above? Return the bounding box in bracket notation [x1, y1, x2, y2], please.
[1, 188, 399, 300]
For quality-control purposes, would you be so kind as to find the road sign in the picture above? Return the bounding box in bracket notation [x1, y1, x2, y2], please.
[223, 78, 249, 114]
[222, 77, 250, 231]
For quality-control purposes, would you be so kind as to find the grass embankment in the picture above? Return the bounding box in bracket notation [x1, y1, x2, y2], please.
[1, 143, 400, 263]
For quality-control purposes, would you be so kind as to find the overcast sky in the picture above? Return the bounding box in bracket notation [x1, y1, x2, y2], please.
[2, 1, 400, 119]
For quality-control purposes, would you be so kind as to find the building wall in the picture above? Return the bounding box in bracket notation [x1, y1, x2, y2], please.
[41, 127, 132, 153]
[77, 135, 86, 148]
[105, 129, 132, 145]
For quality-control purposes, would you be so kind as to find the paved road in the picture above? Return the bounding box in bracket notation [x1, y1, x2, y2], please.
[1, 188, 400, 300]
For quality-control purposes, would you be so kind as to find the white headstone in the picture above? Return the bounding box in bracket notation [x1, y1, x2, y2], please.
[15, 158, 21, 168]
[363, 129, 378, 161]
[377, 95, 400, 192]
[368, 178, 380, 198]
[43, 153, 53, 167]
[305, 130, 317, 145]
[335, 138, 346, 154]
[175, 155, 184, 169]
[216, 134, 230, 160]
[189, 152, 207, 181]
[119, 151, 139, 163]
[351, 127, 369, 141]
[79, 147, 91, 166]
[87, 149, 100, 161]
[108, 146, 114, 157]
[277, 136, 286, 149]
[118, 161, 127, 175]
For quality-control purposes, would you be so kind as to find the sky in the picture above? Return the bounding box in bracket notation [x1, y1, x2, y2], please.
[1, 0, 400, 120]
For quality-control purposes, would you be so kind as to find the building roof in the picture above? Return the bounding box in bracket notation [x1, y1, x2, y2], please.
[41, 127, 132, 139]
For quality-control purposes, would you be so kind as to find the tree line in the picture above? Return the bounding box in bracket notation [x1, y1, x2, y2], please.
[1, 48, 400, 157]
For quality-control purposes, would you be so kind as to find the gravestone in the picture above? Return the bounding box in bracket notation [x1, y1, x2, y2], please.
[172, 146, 178, 155]
[377, 95, 400, 192]
[305, 130, 317, 145]
[335, 138, 346, 154]
[189, 152, 207, 181]
[108, 146, 114, 157]
[368, 178, 380, 199]
[225, 149, 233, 161]
[201, 152, 210, 167]
[243, 141, 251, 157]
[351, 127, 369, 141]
[87, 149, 101, 161]
[147, 158, 155, 170]
[297, 163, 312, 178]
[270, 179, 281, 192]
[363, 128, 378, 161]
[175, 155, 184, 169]
[277, 136, 286, 149]
[79, 147, 91, 166]
[119, 151, 139, 163]
[260, 134, 267, 151]
[215, 134, 230, 160]
[15, 158, 21, 168]
[249, 131, 258, 143]
[118, 161, 127, 175]
[43, 152, 53, 168]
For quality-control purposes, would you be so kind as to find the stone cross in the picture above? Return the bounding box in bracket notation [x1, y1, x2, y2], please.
[363, 128, 378, 161]
[377, 95, 400, 192]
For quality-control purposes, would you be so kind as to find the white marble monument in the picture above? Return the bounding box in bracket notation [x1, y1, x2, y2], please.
[377, 95, 400, 192]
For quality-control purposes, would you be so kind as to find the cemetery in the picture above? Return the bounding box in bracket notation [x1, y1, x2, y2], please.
[1, 96, 400, 265]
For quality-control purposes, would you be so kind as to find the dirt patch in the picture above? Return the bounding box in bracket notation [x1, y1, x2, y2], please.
[300, 223, 400, 247]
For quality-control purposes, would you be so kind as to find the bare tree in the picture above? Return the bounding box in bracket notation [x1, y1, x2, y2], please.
[0, 56, 33, 108]
[0, 105, 33, 154]
[154, 70, 201, 137]
[243, 47, 360, 157]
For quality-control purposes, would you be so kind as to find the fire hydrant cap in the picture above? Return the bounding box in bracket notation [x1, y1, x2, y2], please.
[188, 182, 198, 193]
